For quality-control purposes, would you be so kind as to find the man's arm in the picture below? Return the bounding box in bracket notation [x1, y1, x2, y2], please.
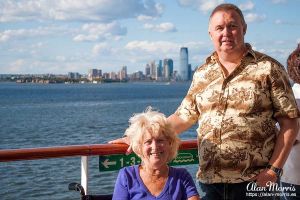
[270, 117, 299, 168]
[167, 113, 194, 135]
[108, 135, 132, 154]
[254, 117, 299, 186]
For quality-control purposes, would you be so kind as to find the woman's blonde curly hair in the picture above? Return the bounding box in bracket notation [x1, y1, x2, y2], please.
[124, 107, 180, 162]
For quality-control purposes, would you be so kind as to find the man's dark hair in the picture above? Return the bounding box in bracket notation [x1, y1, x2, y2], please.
[209, 3, 246, 26]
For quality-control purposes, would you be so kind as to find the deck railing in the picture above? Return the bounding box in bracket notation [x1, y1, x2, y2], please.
[0, 140, 198, 195]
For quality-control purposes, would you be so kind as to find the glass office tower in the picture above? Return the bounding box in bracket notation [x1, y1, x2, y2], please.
[163, 58, 173, 80]
[180, 47, 189, 81]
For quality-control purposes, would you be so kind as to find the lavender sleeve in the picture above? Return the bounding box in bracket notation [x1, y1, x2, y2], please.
[171, 167, 199, 199]
[112, 168, 129, 200]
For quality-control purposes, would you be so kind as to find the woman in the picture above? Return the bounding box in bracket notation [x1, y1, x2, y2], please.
[281, 43, 300, 200]
[112, 107, 199, 200]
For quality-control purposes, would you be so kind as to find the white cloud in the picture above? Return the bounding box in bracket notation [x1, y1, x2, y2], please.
[275, 19, 283, 24]
[271, 0, 286, 4]
[73, 21, 127, 42]
[0, 26, 69, 43]
[73, 34, 98, 42]
[198, 0, 224, 13]
[143, 22, 177, 32]
[0, 0, 163, 22]
[144, 24, 155, 29]
[3, 57, 94, 74]
[125, 40, 180, 53]
[178, 0, 194, 6]
[92, 42, 115, 55]
[245, 13, 266, 23]
[154, 2, 164, 15]
[8, 59, 26, 73]
[0, 32, 10, 42]
[177, 0, 224, 13]
[239, 1, 255, 11]
[55, 56, 66, 62]
[274, 19, 300, 26]
[137, 15, 157, 21]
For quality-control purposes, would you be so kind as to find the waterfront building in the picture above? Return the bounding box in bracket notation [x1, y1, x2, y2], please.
[145, 64, 151, 79]
[188, 64, 192, 81]
[163, 58, 173, 80]
[179, 47, 189, 81]
[157, 60, 163, 78]
[155, 60, 164, 81]
[119, 66, 127, 80]
[109, 72, 117, 80]
[130, 71, 144, 80]
[88, 69, 102, 81]
[150, 60, 157, 80]
[102, 73, 110, 80]
[68, 72, 81, 80]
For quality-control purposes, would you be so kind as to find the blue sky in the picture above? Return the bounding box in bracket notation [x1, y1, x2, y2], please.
[0, 0, 299, 75]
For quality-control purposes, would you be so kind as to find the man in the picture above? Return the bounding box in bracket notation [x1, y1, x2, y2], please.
[110, 3, 299, 200]
[168, 3, 299, 200]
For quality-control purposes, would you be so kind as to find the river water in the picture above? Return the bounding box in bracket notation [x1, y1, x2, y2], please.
[0, 82, 198, 200]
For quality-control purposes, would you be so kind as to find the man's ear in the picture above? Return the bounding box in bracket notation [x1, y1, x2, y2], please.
[243, 24, 247, 35]
[208, 31, 213, 40]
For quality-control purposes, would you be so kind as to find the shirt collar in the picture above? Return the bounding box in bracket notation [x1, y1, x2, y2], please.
[205, 43, 257, 64]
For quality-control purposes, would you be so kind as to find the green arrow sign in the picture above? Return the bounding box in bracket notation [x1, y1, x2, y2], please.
[99, 149, 199, 172]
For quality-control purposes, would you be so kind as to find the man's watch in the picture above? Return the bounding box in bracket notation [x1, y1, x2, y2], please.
[266, 164, 283, 178]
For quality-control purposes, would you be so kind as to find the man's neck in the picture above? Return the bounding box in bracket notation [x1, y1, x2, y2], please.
[217, 45, 247, 77]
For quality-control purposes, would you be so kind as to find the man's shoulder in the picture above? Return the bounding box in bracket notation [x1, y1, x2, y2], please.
[253, 50, 284, 68]
[194, 58, 217, 73]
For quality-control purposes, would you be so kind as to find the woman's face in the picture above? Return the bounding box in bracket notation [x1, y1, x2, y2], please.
[141, 131, 170, 169]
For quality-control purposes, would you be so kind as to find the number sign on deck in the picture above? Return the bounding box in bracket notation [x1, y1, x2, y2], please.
[99, 149, 199, 172]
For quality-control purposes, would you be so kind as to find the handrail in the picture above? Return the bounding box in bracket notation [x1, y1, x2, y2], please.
[0, 140, 197, 162]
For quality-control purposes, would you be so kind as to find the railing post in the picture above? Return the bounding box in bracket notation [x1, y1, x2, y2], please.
[81, 156, 89, 195]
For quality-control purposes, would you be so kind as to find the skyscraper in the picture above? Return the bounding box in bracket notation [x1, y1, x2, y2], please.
[180, 47, 189, 81]
[145, 64, 151, 78]
[150, 60, 156, 80]
[163, 58, 173, 80]
[157, 60, 163, 78]
[119, 66, 127, 80]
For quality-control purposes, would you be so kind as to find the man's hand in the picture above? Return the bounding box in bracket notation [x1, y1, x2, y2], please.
[251, 169, 277, 187]
[108, 136, 132, 155]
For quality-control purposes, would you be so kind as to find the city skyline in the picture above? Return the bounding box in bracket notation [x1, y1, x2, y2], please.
[0, 0, 300, 75]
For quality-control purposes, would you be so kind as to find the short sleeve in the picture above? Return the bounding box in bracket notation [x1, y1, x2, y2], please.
[175, 74, 200, 124]
[112, 168, 129, 200]
[180, 168, 199, 198]
[269, 63, 300, 119]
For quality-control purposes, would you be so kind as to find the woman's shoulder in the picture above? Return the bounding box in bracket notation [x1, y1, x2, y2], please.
[119, 165, 138, 177]
[169, 166, 190, 176]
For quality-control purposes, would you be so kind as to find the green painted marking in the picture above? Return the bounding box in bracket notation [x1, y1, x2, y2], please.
[99, 149, 199, 172]
[170, 149, 199, 166]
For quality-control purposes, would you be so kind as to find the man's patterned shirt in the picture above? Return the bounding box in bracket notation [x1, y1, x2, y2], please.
[175, 44, 300, 183]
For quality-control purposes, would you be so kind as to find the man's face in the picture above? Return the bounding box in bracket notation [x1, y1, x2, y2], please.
[208, 10, 246, 55]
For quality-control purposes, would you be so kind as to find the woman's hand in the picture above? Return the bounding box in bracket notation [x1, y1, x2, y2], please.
[108, 136, 132, 155]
